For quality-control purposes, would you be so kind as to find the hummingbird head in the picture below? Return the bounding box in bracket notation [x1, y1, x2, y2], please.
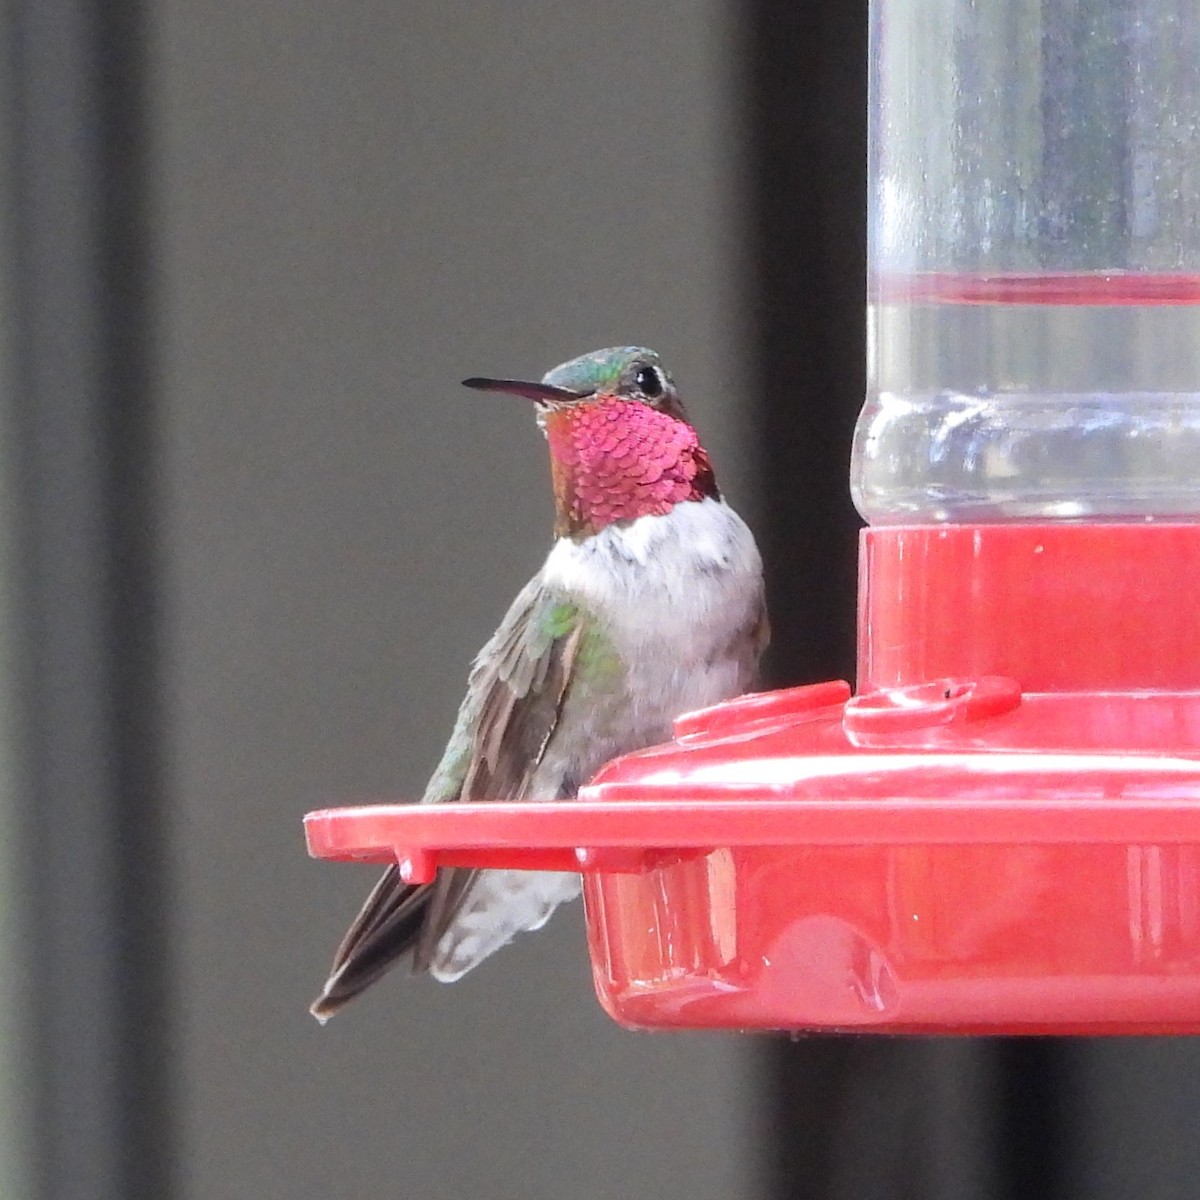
[463, 346, 720, 539]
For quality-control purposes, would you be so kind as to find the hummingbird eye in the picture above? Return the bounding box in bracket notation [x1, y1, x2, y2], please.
[634, 365, 664, 399]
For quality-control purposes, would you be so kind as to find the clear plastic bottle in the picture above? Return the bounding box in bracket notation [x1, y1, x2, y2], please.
[852, 0, 1200, 524]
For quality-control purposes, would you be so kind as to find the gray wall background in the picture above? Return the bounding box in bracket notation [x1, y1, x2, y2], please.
[154, 3, 764, 1197]
[17, 2, 1200, 1197]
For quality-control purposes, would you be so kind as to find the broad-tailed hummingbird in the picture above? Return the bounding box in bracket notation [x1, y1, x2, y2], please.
[312, 347, 768, 1020]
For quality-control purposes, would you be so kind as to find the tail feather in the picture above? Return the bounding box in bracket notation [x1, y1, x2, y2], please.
[310, 865, 477, 1021]
[310, 866, 428, 1021]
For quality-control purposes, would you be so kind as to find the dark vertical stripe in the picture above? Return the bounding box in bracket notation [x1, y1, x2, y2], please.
[993, 1039, 1074, 1200]
[6, 1, 173, 1197]
[96, 2, 174, 1194]
[745, 0, 866, 692]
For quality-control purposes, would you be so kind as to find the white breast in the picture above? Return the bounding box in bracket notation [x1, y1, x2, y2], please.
[541, 495, 765, 719]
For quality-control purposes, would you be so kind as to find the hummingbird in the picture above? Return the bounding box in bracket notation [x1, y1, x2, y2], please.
[311, 346, 768, 1020]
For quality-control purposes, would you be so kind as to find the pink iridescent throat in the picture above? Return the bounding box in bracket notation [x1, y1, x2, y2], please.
[544, 395, 719, 538]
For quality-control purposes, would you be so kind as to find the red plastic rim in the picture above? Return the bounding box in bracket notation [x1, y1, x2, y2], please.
[306, 748, 1200, 882]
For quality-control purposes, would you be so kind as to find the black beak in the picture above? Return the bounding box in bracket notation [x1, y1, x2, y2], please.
[461, 377, 587, 404]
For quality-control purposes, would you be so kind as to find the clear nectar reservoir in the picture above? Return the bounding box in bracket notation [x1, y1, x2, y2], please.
[854, 1, 1200, 523]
